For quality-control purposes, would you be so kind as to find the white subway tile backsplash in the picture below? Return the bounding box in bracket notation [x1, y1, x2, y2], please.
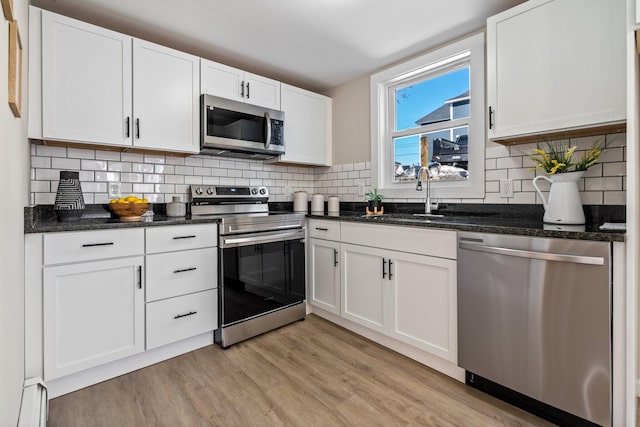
[51, 157, 81, 170]
[604, 191, 626, 205]
[35, 169, 62, 181]
[174, 166, 194, 175]
[95, 151, 121, 161]
[585, 176, 623, 191]
[133, 183, 155, 193]
[81, 160, 108, 171]
[144, 174, 163, 184]
[580, 192, 603, 205]
[95, 172, 120, 182]
[28, 131, 627, 206]
[36, 145, 67, 157]
[31, 181, 50, 192]
[81, 182, 107, 193]
[184, 157, 203, 167]
[507, 168, 535, 180]
[121, 173, 143, 183]
[496, 156, 522, 169]
[603, 162, 625, 177]
[31, 156, 51, 169]
[486, 169, 508, 181]
[144, 155, 165, 164]
[165, 156, 185, 165]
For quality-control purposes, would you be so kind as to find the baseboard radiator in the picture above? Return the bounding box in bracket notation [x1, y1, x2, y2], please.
[18, 378, 48, 427]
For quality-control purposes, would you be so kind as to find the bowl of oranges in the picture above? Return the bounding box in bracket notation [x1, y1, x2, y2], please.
[109, 195, 150, 221]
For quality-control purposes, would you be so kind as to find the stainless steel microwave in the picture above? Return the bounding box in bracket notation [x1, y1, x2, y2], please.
[200, 94, 285, 160]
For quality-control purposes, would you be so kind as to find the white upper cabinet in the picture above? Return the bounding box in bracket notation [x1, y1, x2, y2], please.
[39, 10, 132, 147]
[30, 7, 200, 154]
[486, 0, 626, 141]
[200, 58, 281, 110]
[277, 84, 332, 166]
[132, 40, 200, 153]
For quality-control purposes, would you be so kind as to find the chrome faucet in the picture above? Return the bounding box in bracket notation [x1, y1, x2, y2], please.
[416, 165, 438, 214]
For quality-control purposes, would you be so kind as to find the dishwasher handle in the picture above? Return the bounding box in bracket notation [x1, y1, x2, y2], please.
[458, 241, 605, 266]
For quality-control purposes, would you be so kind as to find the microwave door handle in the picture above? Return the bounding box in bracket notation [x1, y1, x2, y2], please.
[264, 112, 272, 149]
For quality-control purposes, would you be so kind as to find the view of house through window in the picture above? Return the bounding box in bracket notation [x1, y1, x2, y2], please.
[392, 67, 470, 182]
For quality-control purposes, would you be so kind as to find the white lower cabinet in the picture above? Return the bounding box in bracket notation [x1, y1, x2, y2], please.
[326, 222, 458, 363]
[341, 243, 388, 333]
[32, 224, 219, 387]
[308, 238, 341, 315]
[391, 251, 457, 362]
[146, 289, 217, 350]
[43, 256, 145, 380]
[145, 224, 218, 350]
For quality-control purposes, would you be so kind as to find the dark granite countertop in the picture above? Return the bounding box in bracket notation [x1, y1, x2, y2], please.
[308, 211, 625, 242]
[304, 202, 626, 242]
[24, 204, 219, 233]
[25, 203, 626, 242]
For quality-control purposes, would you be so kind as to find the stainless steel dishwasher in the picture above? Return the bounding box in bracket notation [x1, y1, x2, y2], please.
[457, 231, 611, 427]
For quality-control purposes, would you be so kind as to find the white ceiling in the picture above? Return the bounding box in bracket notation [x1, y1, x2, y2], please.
[31, 0, 525, 93]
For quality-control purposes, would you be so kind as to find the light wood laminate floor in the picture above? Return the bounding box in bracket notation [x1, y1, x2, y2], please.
[49, 315, 555, 426]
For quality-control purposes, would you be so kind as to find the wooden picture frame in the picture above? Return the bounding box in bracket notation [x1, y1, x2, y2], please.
[1, 0, 13, 21]
[8, 19, 22, 118]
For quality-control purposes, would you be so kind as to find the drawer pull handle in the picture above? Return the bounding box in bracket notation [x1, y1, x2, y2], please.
[315, 227, 328, 231]
[173, 267, 197, 274]
[82, 242, 114, 248]
[174, 311, 197, 319]
[333, 249, 338, 267]
[137, 266, 142, 289]
[173, 235, 196, 240]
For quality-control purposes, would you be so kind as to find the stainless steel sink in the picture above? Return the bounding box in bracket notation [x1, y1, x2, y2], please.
[413, 213, 445, 218]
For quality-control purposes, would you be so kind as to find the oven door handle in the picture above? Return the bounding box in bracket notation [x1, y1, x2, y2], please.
[226, 223, 302, 234]
[220, 229, 305, 248]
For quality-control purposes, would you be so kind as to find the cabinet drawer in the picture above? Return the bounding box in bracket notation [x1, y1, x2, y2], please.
[146, 248, 217, 302]
[308, 219, 340, 241]
[146, 224, 217, 254]
[44, 229, 144, 265]
[146, 289, 218, 350]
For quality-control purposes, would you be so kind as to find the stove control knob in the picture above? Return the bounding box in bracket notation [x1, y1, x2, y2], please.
[195, 187, 203, 195]
[251, 187, 258, 195]
[206, 187, 214, 195]
[259, 187, 267, 195]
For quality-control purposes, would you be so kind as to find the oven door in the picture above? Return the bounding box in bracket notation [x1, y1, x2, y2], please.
[219, 229, 305, 326]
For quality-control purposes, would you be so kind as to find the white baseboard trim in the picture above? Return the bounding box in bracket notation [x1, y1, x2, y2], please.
[48, 332, 214, 399]
[310, 307, 465, 383]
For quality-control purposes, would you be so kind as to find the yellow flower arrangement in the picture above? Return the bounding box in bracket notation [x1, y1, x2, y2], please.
[529, 141, 604, 175]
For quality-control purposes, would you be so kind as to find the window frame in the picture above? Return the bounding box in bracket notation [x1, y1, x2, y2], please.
[370, 32, 486, 200]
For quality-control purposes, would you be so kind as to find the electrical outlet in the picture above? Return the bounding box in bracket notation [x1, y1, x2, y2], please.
[109, 182, 121, 198]
[499, 179, 513, 198]
[284, 185, 293, 198]
[357, 183, 366, 198]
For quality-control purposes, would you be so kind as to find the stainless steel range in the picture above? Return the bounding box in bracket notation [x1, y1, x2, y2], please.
[190, 185, 306, 348]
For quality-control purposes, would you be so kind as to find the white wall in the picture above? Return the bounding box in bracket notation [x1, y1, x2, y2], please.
[0, 0, 29, 424]
[326, 76, 370, 165]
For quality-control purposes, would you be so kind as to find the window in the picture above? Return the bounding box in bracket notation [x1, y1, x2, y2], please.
[371, 33, 485, 200]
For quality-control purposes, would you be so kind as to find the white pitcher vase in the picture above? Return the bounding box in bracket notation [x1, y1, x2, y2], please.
[532, 171, 585, 225]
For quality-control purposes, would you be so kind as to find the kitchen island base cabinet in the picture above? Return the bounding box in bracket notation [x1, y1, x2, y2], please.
[43, 256, 145, 381]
